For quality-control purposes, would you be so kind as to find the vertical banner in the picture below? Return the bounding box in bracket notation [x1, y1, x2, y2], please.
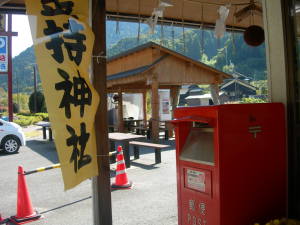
[25, 0, 100, 190]
[0, 36, 8, 72]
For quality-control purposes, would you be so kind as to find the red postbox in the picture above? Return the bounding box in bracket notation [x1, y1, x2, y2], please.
[173, 103, 286, 225]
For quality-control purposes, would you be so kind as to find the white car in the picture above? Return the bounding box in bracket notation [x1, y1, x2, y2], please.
[0, 119, 26, 154]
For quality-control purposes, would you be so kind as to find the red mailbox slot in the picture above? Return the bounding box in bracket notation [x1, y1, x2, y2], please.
[173, 103, 286, 225]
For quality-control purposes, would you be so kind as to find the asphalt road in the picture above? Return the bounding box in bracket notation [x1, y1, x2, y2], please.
[0, 134, 178, 225]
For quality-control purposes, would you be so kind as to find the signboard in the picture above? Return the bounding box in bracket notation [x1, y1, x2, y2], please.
[159, 90, 171, 121]
[25, 0, 100, 190]
[0, 36, 8, 72]
[186, 169, 205, 192]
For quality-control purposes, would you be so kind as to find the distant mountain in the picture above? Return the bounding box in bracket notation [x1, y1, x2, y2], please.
[0, 46, 38, 94]
[0, 21, 266, 94]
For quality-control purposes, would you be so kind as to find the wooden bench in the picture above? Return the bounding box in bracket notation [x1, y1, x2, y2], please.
[129, 141, 170, 164]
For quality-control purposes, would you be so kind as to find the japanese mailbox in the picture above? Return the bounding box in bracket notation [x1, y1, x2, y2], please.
[173, 103, 286, 225]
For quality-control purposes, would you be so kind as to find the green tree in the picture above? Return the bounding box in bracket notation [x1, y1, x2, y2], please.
[28, 91, 47, 113]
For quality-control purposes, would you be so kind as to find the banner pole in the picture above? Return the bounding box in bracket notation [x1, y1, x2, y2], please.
[91, 0, 113, 225]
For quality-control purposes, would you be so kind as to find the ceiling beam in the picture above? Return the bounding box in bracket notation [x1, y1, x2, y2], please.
[0, 0, 11, 6]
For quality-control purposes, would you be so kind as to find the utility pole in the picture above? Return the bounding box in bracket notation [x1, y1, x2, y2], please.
[33, 64, 37, 113]
[0, 14, 18, 121]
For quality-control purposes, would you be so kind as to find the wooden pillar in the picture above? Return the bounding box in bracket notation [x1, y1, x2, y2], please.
[117, 90, 124, 132]
[151, 75, 159, 142]
[169, 86, 180, 137]
[170, 86, 180, 119]
[91, 1, 112, 225]
[210, 84, 220, 105]
[143, 90, 147, 126]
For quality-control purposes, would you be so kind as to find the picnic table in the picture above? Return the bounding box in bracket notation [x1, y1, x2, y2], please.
[108, 132, 144, 168]
[36, 121, 52, 141]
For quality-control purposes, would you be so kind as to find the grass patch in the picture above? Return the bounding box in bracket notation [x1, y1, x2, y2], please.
[14, 113, 49, 127]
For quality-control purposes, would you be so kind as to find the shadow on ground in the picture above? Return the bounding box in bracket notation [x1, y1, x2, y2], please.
[26, 140, 58, 164]
[40, 196, 92, 214]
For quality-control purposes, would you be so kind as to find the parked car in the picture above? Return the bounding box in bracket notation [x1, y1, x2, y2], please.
[0, 119, 26, 154]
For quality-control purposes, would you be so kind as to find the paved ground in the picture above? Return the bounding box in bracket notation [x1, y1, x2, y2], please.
[0, 127, 178, 225]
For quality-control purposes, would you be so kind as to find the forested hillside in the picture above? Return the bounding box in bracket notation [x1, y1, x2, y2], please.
[0, 21, 266, 94]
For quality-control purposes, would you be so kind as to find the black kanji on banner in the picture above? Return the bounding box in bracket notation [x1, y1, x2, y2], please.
[55, 68, 92, 118]
[41, 0, 74, 16]
[66, 123, 91, 173]
[44, 20, 64, 63]
[43, 19, 86, 65]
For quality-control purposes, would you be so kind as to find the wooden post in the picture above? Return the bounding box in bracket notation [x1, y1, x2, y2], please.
[170, 86, 180, 119]
[33, 64, 37, 113]
[210, 84, 220, 105]
[169, 86, 180, 137]
[143, 90, 147, 127]
[91, 1, 112, 225]
[151, 75, 159, 142]
[118, 89, 124, 132]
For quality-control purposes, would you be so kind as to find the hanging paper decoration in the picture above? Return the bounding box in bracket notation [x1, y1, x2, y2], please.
[116, 19, 120, 35]
[145, 0, 173, 34]
[171, 22, 175, 48]
[116, 0, 120, 34]
[200, 4, 204, 56]
[159, 0, 173, 7]
[137, 19, 141, 43]
[160, 21, 165, 45]
[145, 16, 157, 34]
[137, 0, 141, 42]
[214, 5, 230, 39]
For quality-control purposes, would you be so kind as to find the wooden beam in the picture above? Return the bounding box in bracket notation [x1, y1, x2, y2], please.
[108, 84, 150, 90]
[107, 84, 176, 92]
[91, 1, 112, 225]
[0, 0, 11, 7]
[151, 75, 159, 142]
[107, 89, 146, 93]
[117, 89, 124, 132]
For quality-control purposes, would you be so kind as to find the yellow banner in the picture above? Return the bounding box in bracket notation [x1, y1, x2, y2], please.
[25, 0, 99, 190]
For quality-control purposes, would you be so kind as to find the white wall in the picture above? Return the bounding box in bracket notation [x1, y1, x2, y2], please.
[123, 93, 144, 120]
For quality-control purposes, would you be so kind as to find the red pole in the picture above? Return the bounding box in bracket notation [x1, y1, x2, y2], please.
[7, 14, 12, 122]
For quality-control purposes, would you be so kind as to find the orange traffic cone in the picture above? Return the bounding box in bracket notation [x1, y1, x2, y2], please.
[111, 146, 133, 189]
[10, 166, 41, 224]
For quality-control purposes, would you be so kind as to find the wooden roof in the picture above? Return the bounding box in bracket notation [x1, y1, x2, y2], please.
[221, 78, 257, 91]
[1, 0, 263, 30]
[107, 41, 232, 92]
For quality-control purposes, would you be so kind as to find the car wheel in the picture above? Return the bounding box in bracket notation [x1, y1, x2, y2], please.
[2, 136, 20, 154]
